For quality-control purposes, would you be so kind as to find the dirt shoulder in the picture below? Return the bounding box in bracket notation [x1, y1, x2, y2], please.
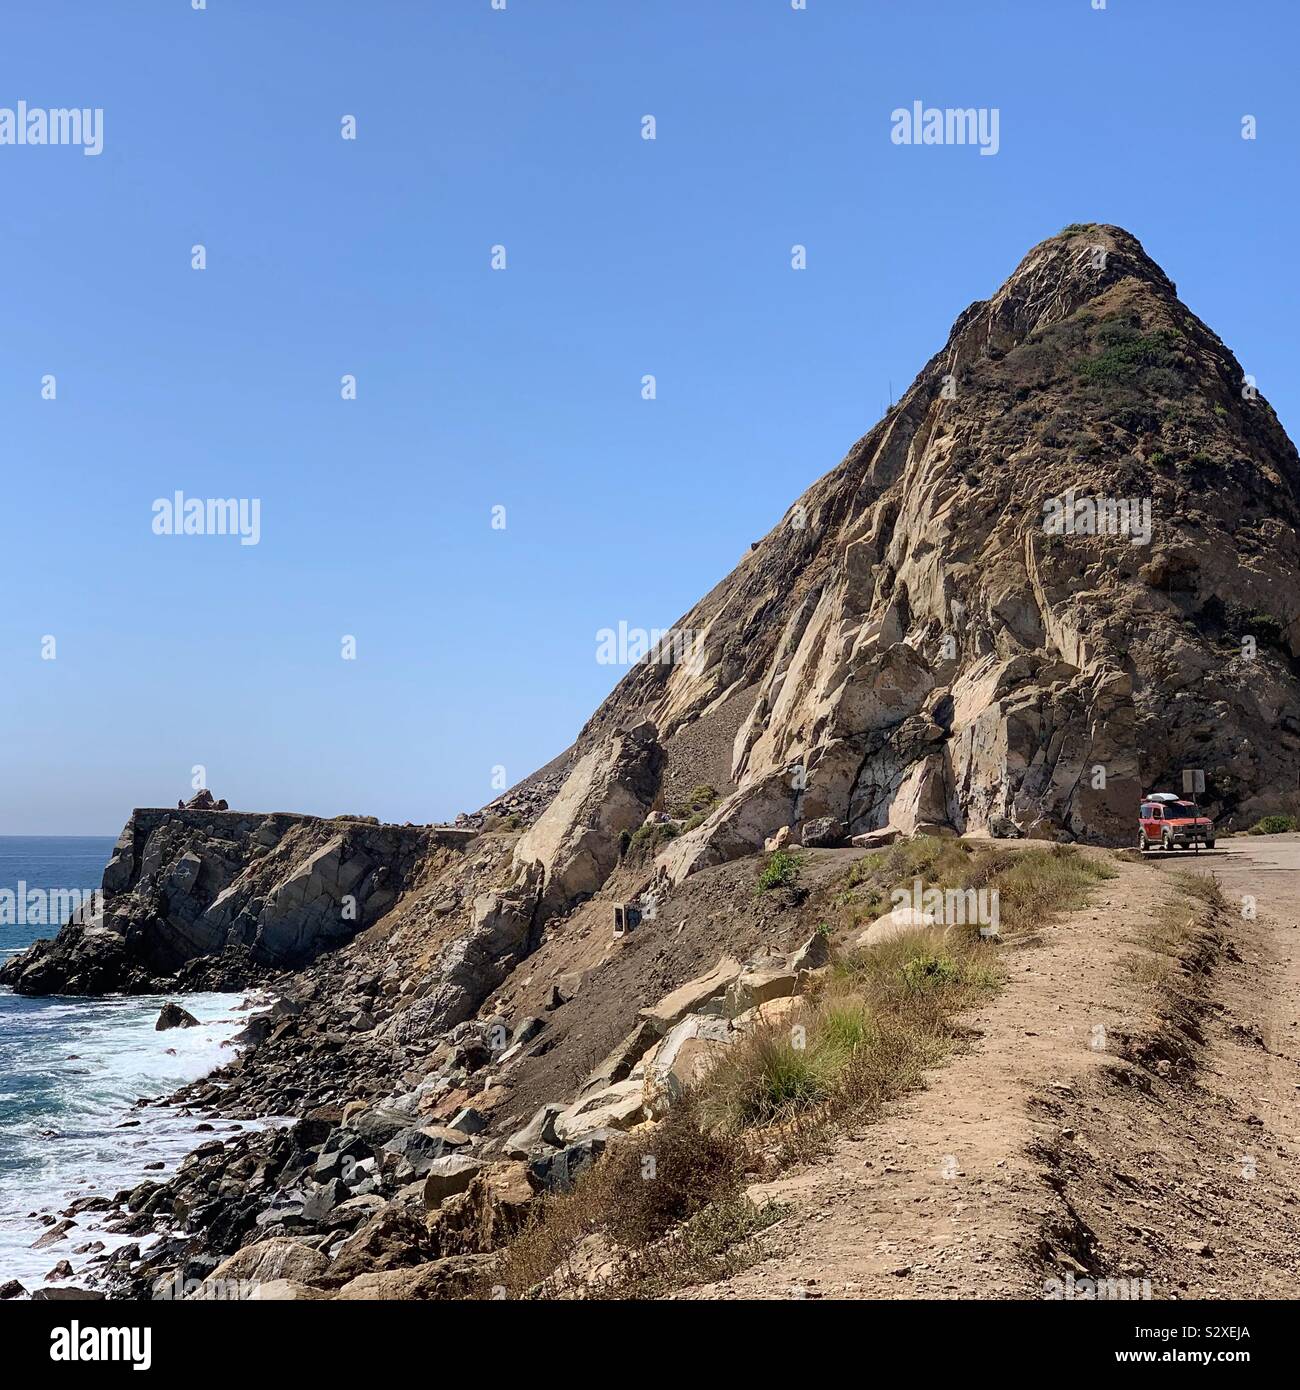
[684, 838, 1300, 1300]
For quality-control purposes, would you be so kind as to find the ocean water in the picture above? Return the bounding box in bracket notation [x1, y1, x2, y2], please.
[0, 837, 255, 1293]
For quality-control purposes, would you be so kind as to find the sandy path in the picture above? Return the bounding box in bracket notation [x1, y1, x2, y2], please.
[687, 837, 1300, 1300]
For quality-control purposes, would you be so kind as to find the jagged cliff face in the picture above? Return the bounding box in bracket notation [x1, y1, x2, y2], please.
[579, 227, 1300, 873]
[0, 809, 463, 995]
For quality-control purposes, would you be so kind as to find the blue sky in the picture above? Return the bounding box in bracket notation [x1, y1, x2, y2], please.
[1, 0, 1296, 835]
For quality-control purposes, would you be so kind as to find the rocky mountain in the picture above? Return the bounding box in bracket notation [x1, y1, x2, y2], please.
[577, 224, 1300, 872]
[12, 225, 1300, 1302]
[14, 226, 1300, 999]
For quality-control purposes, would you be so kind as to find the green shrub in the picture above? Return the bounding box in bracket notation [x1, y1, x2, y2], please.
[1075, 326, 1180, 386]
[1243, 611, 1287, 648]
[670, 783, 719, 818]
[901, 951, 962, 992]
[622, 820, 679, 864]
[1248, 814, 1297, 836]
[702, 1023, 829, 1129]
[756, 848, 803, 894]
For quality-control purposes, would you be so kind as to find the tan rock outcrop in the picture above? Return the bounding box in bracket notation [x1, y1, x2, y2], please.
[512, 721, 664, 911]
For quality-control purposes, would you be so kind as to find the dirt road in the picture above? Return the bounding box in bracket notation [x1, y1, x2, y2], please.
[689, 835, 1300, 1300]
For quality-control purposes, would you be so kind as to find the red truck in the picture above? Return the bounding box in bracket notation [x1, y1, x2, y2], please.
[1138, 793, 1215, 852]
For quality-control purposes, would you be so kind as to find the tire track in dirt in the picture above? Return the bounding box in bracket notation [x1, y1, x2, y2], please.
[687, 839, 1300, 1300]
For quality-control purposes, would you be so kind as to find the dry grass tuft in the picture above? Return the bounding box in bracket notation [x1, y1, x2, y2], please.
[1121, 870, 1227, 1073]
[489, 1098, 758, 1299]
[489, 839, 1117, 1298]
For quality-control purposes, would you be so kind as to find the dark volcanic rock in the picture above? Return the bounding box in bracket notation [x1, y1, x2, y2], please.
[156, 1003, 200, 1031]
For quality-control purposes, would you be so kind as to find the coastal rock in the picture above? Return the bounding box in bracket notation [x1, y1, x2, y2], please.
[422, 1156, 485, 1211]
[193, 1237, 330, 1295]
[333, 1256, 492, 1301]
[577, 227, 1300, 855]
[553, 1079, 646, 1143]
[31, 1219, 77, 1249]
[156, 1003, 200, 1031]
[0, 809, 454, 997]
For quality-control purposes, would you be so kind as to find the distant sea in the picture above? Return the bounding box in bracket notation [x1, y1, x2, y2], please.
[0, 836, 254, 1293]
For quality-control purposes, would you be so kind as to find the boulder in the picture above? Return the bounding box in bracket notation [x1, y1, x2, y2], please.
[504, 1103, 565, 1159]
[31, 1219, 77, 1249]
[525, 1132, 614, 1195]
[725, 960, 799, 1015]
[333, 1256, 492, 1301]
[447, 1107, 487, 1136]
[322, 1194, 386, 1231]
[655, 771, 798, 887]
[482, 1161, 535, 1215]
[856, 904, 939, 948]
[790, 931, 832, 975]
[422, 1155, 486, 1211]
[553, 1080, 647, 1143]
[243, 1279, 329, 1301]
[639, 957, 743, 1037]
[380, 1126, 451, 1179]
[580, 1017, 660, 1093]
[732, 994, 803, 1031]
[800, 817, 846, 848]
[643, 1013, 735, 1117]
[349, 1106, 415, 1148]
[194, 1237, 329, 1295]
[511, 1015, 545, 1045]
[155, 1003, 200, 1031]
[989, 814, 1025, 839]
[763, 826, 792, 853]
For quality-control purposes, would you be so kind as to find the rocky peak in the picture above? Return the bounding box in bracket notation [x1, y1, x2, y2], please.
[567, 225, 1300, 871]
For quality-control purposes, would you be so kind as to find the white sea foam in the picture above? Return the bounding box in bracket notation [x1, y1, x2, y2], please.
[0, 987, 275, 1293]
